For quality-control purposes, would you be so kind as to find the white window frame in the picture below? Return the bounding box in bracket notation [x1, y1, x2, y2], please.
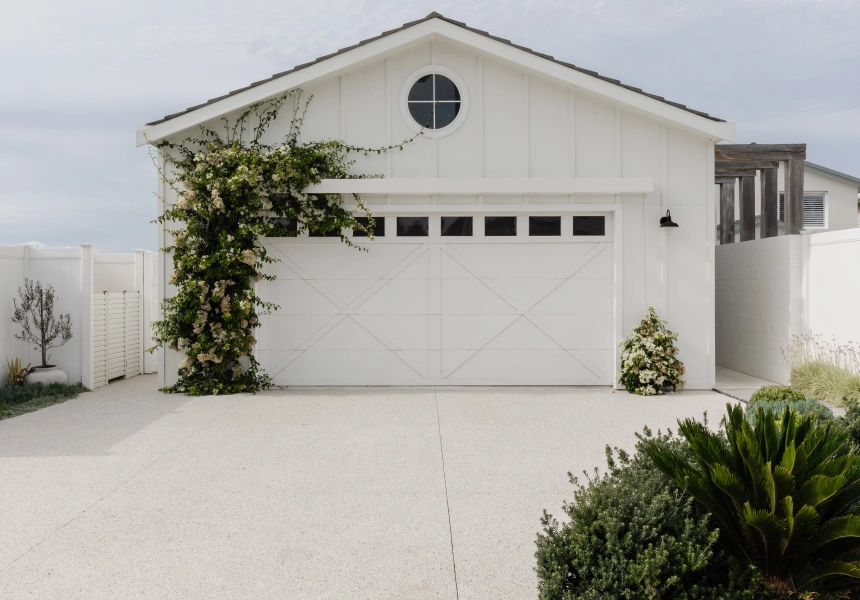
[399, 65, 470, 138]
[778, 191, 828, 230]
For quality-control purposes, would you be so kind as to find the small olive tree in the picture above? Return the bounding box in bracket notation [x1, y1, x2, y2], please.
[12, 279, 73, 368]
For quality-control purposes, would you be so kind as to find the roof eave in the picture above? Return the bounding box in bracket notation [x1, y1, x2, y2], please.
[804, 161, 860, 189]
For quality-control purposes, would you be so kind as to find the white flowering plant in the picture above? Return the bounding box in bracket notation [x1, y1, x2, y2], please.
[618, 307, 685, 396]
[150, 90, 417, 395]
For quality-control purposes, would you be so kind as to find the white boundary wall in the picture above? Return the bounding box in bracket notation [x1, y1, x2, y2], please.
[805, 229, 860, 344]
[716, 230, 860, 383]
[0, 245, 156, 388]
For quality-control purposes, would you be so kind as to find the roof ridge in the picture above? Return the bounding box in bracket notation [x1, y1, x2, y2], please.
[145, 12, 724, 127]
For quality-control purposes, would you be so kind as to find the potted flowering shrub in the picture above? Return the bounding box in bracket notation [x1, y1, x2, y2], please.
[11, 279, 73, 385]
[618, 306, 684, 395]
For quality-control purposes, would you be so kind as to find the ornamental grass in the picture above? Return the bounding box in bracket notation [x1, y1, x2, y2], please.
[783, 334, 860, 407]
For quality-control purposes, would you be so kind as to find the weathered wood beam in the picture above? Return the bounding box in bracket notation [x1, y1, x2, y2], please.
[720, 181, 735, 244]
[716, 160, 779, 170]
[716, 144, 806, 162]
[715, 170, 758, 179]
[739, 176, 756, 242]
[785, 158, 805, 234]
[715, 177, 737, 184]
[760, 168, 778, 238]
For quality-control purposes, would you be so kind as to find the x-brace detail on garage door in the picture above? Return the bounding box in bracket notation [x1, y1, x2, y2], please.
[264, 244, 433, 380]
[263, 240, 611, 383]
[438, 243, 609, 381]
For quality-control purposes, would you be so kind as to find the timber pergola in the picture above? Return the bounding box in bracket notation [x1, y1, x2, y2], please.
[715, 143, 806, 244]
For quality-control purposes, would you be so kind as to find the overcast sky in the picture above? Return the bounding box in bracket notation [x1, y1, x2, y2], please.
[1, 0, 858, 252]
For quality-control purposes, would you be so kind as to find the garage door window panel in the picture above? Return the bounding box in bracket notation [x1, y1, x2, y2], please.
[397, 217, 429, 236]
[352, 216, 385, 237]
[485, 216, 517, 236]
[573, 216, 605, 236]
[529, 216, 561, 236]
[441, 216, 473, 236]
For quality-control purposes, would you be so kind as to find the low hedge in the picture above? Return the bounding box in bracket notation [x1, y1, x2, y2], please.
[0, 382, 84, 419]
[748, 385, 806, 404]
[535, 428, 768, 599]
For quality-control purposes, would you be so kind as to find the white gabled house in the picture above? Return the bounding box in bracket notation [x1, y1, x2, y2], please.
[137, 13, 738, 389]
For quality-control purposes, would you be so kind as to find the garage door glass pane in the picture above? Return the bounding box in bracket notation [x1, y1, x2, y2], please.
[529, 216, 561, 236]
[397, 217, 429, 236]
[441, 216, 473, 236]
[309, 228, 340, 238]
[352, 216, 384, 237]
[485, 216, 517, 236]
[270, 217, 298, 236]
[573, 216, 605, 236]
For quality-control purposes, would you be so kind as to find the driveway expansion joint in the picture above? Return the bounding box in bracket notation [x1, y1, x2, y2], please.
[435, 390, 460, 600]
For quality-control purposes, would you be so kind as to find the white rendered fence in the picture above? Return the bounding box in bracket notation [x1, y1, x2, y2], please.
[716, 229, 860, 383]
[0, 244, 156, 389]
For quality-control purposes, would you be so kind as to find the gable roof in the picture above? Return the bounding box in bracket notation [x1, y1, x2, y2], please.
[147, 12, 724, 128]
[805, 161, 860, 189]
[138, 13, 736, 145]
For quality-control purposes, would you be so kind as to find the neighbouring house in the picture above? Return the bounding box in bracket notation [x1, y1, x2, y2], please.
[718, 160, 860, 241]
[138, 12, 740, 389]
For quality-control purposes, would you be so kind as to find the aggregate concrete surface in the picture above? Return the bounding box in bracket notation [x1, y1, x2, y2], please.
[0, 375, 734, 599]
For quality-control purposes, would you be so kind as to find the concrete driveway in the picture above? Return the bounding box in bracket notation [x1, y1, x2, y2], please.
[0, 376, 733, 599]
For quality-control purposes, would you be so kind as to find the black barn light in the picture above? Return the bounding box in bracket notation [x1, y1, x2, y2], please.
[659, 210, 679, 228]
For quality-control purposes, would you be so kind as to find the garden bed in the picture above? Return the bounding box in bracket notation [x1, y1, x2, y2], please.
[0, 382, 86, 420]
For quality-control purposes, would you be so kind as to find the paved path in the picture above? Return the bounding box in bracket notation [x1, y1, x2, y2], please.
[0, 376, 733, 599]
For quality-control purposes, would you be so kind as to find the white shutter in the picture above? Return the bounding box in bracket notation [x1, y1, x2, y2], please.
[803, 193, 826, 228]
[92, 295, 108, 389]
[124, 292, 141, 377]
[107, 293, 126, 380]
[778, 192, 826, 229]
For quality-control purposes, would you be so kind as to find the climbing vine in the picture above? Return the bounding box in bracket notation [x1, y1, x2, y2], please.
[149, 90, 417, 395]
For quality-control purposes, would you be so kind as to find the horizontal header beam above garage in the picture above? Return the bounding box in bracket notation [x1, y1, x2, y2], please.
[338, 204, 622, 215]
[305, 178, 653, 195]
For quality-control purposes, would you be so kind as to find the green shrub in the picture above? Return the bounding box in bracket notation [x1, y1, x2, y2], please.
[618, 307, 685, 395]
[0, 382, 82, 406]
[837, 399, 860, 448]
[745, 397, 833, 428]
[645, 403, 860, 596]
[536, 428, 768, 599]
[749, 385, 807, 404]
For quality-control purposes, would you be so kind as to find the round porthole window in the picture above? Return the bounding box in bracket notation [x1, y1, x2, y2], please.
[400, 66, 469, 137]
[407, 74, 461, 129]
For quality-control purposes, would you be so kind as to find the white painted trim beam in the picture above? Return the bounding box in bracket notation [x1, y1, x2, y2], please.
[306, 177, 652, 195]
[136, 18, 736, 145]
[339, 203, 620, 215]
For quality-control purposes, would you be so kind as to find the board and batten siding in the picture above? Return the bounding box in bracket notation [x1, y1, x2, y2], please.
[158, 39, 716, 388]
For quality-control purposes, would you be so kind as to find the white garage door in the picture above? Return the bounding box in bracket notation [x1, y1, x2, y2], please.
[258, 214, 616, 385]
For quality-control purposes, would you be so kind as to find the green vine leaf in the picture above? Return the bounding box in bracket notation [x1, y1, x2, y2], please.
[144, 89, 420, 395]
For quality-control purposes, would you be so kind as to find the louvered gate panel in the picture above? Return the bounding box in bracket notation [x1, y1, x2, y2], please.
[124, 293, 141, 377]
[92, 295, 108, 389]
[106, 293, 127, 381]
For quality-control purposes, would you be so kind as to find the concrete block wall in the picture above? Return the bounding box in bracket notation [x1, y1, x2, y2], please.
[715, 235, 802, 383]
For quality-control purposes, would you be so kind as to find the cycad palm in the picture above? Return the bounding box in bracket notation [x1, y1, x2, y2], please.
[645, 404, 860, 595]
